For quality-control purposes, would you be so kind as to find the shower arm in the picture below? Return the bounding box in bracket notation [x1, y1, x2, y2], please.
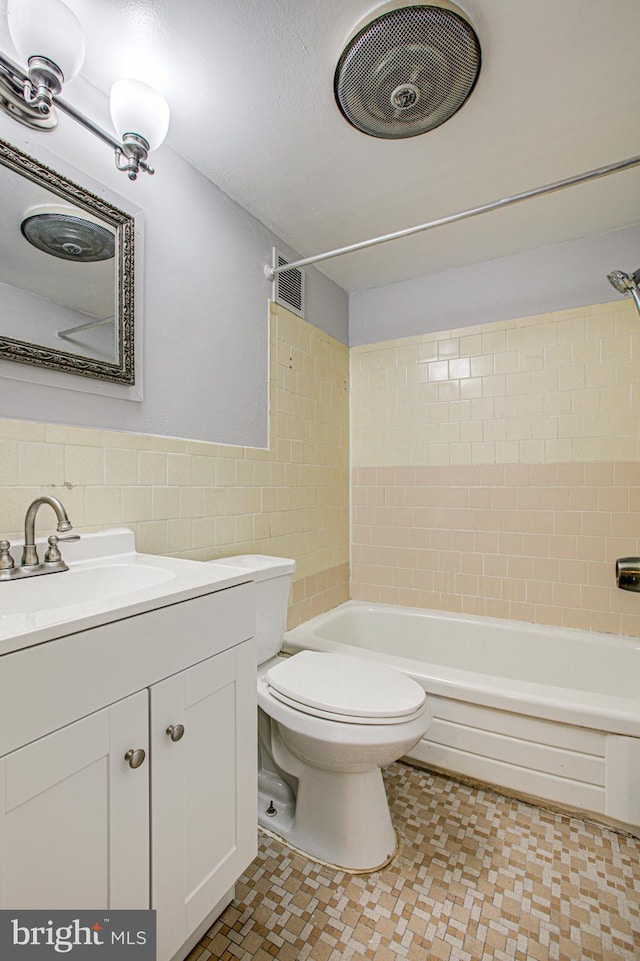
[264, 153, 640, 281]
[629, 284, 640, 314]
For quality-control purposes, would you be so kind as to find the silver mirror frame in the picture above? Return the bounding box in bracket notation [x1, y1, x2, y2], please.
[0, 136, 135, 385]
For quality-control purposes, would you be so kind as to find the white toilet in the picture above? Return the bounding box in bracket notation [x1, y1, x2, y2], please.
[208, 554, 432, 871]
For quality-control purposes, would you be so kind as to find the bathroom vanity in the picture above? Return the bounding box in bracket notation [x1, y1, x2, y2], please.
[0, 530, 257, 961]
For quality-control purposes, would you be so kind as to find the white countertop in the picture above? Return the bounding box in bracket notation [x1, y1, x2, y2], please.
[0, 529, 251, 656]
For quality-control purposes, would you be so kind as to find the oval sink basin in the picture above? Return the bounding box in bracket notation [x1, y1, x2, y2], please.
[1, 563, 174, 616]
[0, 529, 253, 654]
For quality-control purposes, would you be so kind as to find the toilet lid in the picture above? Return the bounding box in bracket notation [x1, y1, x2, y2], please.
[265, 651, 426, 720]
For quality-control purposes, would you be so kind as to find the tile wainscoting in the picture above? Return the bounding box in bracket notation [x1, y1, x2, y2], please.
[3, 298, 638, 635]
[351, 462, 640, 635]
[0, 303, 349, 629]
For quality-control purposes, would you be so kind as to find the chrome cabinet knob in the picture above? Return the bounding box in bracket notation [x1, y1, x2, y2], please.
[166, 723, 185, 742]
[124, 748, 146, 769]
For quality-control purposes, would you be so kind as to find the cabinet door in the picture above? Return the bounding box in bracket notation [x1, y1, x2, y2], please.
[151, 640, 257, 961]
[0, 691, 149, 910]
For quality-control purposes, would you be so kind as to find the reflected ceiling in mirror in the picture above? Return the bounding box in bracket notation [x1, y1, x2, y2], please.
[0, 137, 134, 384]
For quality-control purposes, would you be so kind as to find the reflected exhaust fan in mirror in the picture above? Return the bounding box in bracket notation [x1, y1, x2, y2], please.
[20, 205, 115, 262]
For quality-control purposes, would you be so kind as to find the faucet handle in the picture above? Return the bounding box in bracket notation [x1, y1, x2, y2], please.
[0, 540, 15, 572]
[44, 533, 81, 565]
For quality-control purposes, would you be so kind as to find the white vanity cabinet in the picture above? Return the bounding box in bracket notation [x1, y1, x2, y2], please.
[0, 689, 150, 911]
[151, 642, 256, 961]
[0, 571, 257, 961]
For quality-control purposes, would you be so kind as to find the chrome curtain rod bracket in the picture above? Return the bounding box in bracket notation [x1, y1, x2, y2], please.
[264, 153, 640, 281]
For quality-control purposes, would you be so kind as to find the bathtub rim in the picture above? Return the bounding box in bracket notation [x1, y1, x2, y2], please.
[284, 600, 640, 738]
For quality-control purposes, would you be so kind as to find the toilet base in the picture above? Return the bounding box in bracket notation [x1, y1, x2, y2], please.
[259, 819, 398, 874]
[268, 722, 398, 871]
[257, 772, 295, 834]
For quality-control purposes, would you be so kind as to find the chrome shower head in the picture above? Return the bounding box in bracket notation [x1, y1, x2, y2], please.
[607, 269, 633, 294]
[607, 267, 640, 317]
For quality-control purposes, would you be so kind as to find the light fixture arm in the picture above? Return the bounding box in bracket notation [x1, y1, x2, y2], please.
[0, 49, 154, 178]
[114, 133, 154, 181]
[22, 55, 63, 114]
[0, 51, 29, 98]
[57, 94, 153, 177]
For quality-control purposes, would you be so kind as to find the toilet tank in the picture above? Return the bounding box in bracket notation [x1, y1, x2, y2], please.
[207, 554, 295, 664]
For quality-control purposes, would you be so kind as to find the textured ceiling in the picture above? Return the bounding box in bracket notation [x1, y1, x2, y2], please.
[6, 0, 640, 293]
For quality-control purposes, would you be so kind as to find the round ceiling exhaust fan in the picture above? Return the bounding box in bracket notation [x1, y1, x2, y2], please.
[334, 1, 481, 139]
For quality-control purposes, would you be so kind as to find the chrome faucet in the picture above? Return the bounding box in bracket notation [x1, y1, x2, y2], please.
[22, 496, 73, 567]
[0, 496, 79, 581]
[616, 557, 640, 593]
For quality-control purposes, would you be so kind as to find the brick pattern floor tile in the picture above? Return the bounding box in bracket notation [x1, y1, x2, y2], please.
[187, 764, 640, 961]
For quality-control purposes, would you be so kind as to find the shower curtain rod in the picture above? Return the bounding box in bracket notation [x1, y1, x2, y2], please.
[264, 153, 640, 281]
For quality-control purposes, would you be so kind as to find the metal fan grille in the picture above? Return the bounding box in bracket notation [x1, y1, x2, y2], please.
[334, 4, 481, 139]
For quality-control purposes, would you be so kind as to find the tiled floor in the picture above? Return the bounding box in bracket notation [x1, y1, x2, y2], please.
[188, 763, 640, 961]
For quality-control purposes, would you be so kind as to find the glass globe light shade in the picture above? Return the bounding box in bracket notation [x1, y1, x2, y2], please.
[7, 0, 86, 80]
[110, 79, 170, 152]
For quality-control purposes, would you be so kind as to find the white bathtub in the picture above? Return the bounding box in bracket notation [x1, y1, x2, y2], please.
[284, 601, 640, 836]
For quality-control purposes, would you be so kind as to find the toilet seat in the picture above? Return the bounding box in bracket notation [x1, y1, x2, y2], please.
[265, 650, 426, 725]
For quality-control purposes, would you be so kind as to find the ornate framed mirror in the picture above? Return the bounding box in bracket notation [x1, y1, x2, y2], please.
[0, 137, 134, 384]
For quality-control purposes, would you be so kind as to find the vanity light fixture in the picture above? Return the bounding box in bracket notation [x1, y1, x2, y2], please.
[110, 79, 171, 181]
[7, 0, 85, 116]
[0, 0, 170, 180]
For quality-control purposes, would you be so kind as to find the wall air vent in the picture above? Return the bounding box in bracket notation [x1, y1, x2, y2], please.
[272, 248, 305, 318]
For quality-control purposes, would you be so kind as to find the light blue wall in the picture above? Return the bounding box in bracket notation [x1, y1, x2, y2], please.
[349, 225, 640, 346]
[0, 108, 348, 448]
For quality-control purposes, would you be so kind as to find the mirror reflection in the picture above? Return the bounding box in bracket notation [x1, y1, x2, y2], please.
[0, 137, 135, 384]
